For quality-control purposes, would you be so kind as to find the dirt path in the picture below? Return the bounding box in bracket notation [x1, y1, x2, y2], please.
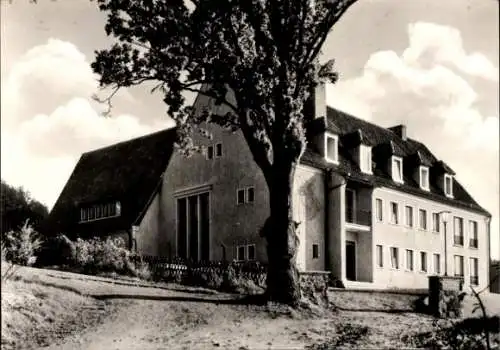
[5, 267, 442, 349]
[41, 294, 436, 350]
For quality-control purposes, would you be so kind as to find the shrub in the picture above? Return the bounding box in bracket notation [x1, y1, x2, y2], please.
[2, 220, 43, 266]
[408, 316, 500, 349]
[438, 290, 466, 318]
[35, 234, 76, 267]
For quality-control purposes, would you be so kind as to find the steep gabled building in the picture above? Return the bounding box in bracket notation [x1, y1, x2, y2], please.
[46, 87, 491, 290]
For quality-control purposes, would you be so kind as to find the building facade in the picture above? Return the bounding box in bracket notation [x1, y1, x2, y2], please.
[46, 87, 491, 291]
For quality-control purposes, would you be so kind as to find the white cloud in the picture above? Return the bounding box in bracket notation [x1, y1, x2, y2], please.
[327, 21, 499, 258]
[19, 97, 160, 158]
[403, 22, 499, 81]
[1, 39, 168, 209]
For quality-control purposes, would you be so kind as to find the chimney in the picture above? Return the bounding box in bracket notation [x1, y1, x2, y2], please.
[389, 124, 407, 141]
[314, 83, 326, 120]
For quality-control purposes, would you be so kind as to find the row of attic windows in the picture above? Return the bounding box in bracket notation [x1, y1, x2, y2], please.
[324, 132, 454, 198]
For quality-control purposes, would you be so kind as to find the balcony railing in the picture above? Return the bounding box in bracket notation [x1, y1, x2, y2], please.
[469, 238, 478, 248]
[470, 276, 479, 286]
[346, 207, 372, 226]
[453, 235, 464, 246]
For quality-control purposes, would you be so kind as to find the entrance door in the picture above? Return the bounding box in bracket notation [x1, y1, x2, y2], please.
[346, 240, 356, 281]
[177, 192, 210, 261]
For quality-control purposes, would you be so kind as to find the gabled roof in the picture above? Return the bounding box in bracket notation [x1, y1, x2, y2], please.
[44, 127, 177, 236]
[301, 107, 490, 217]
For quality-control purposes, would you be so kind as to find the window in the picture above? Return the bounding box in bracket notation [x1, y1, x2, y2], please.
[406, 249, 414, 271]
[325, 133, 339, 163]
[215, 143, 223, 157]
[390, 247, 399, 269]
[453, 217, 464, 246]
[444, 174, 453, 197]
[433, 253, 441, 275]
[176, 193, 210, 261]
[390, 202, 399, 224]
[247, 244, 256, 260]
[454, 255, 464, 277]
[469, 258, 479, 285]
[312, 244, 319, 259]
[419, 166, 430, 191]
[246, 187, 255, 203]
[237, 189, 245, 205]
[405, 206, 414, 227]
[207, 145, 214, 160]
[376, 245, 383, 267]
[80, 201, 121, 222]
[391, 156, 404, 183]
[237, 245, 246, 261]
[432, 213, 440, 233]
[469, 220, 478, 248]
[420, 252, 427, 272]
[375, 199, 383, 222]
[359, 145, 372, 174]
[419, 209, 427, 230]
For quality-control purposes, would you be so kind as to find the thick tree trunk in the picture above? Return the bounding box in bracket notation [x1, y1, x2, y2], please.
[263, 161, 301, 305]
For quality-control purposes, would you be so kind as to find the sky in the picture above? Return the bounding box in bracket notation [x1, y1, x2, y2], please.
[1, 0, 499, 259]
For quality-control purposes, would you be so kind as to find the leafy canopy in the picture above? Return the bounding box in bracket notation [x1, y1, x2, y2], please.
[92, 0, 357, 174]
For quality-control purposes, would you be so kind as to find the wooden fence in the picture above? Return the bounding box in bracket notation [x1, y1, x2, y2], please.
[131, 255, 268, 288]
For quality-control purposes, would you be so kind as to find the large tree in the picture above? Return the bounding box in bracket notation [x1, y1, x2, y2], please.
[92, 0, 358, 305]
[1, 180, 49, 235]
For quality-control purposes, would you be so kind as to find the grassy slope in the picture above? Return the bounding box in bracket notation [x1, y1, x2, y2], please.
[2, 264, 500, 349]
[1, 265, 114, 350]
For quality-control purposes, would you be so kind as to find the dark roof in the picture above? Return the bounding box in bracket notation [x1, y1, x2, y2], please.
[44, 128, 177, 236]
[301, 107, 490, 217]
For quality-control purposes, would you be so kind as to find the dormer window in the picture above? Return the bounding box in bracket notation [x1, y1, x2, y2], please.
[391, 156, 403, 183]
[80, 201, 121, 223]
[325, 133, 339, 164]
[359, 145, 372, 174]
[419, 166, 430, 191]
[444, 174, 453, 197]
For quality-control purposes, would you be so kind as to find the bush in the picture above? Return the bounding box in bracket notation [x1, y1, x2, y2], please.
[35, 234, 76, 267]
[408, 316, 500, 349]
[2, 220, 43, 266]
[438, 290, 466, 318]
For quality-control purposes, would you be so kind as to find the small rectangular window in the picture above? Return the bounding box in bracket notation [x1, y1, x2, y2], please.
[390, 202, 399, 224]
[444, 174, 453, 197]
[246, 187, 255, 203]
[406, 249, 414, 271]
[207, 145, 214, 160]
[247, 244, 256, 260]
[433, 253, 441, 275]
[454, 216, 464, 245]
[360, 145, 372, 174]
[325, 133, 338, 163]
[420, 251, 427, 272]
[419, 166, 430, 191]
[419, 209, 427, 230]
[237, 189, 245, 205]
[375, 199, 383, 222]
[215, 143, 223, 157]
[376, 245, 383, 267]
[237, 245, 246, 261]
[405, 206, 413, 227]
[469, 220, 478, 248]
[454, 255, 464, 277]
[312, 244, 319, 259]
[390, 247, 399, 269]
[469, 257, 478, 285]
[432, 213, 440, 232]
[392, 157, 403, 183]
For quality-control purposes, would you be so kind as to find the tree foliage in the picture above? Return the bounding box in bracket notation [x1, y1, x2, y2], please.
[1, 180, 49, 235]
[92, 0, 358, 304]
